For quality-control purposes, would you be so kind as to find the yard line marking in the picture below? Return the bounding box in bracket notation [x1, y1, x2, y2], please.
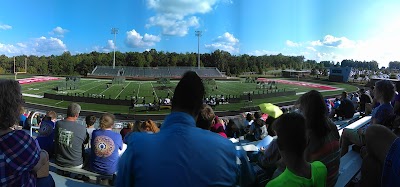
[99, 84, 114, 95]
[150, 82, 159, 101]
[82, 81, 106, 93]
[136, 83, 141, 98]
[34, 80, 101, 95]
[55, 101, 64, 105]
[115, 82, 131, 99]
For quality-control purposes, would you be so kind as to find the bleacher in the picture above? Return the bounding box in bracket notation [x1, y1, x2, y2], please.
[90, 66, 225, 78]
[25, 99, 372, 186]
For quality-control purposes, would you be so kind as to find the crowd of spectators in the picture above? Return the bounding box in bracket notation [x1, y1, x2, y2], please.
[2, 74, 400, 187]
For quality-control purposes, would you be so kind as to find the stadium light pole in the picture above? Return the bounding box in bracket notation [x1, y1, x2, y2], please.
[195, 31, 202, 69]
[111, 28, 119, 69]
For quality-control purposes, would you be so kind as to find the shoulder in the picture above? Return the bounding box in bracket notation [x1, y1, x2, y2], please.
[266, 169, 291, 187]
[311, 161, 327, 172]
[11, 130, 33, 141]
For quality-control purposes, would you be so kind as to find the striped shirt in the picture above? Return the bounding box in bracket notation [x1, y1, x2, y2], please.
[309, 128, 340, 187]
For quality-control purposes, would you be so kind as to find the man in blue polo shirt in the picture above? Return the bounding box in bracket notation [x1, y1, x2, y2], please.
[117, 71, 241, 187]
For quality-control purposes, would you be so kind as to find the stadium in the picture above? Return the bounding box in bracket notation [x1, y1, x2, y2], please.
[16, 66, 357, 118]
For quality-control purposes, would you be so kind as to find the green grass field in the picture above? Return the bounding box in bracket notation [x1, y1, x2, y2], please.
[14, 75, 359, 114]
[21, 78, 334, 101]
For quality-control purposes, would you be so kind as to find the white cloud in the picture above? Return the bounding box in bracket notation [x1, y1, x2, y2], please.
[205, 32, 239, 54]
[145, 0, 226, 36]
[285, 32, 400, 67]
[248, 50, 281, 56]
[0, 24, 12, 30]
[286, 40, 300, 47]
[0, 36, 67, 56]
[93, 40, 116, 53]
[125, 29, 161, 48]
[147, 15, 199, 36]
[306, 47, 316, 52]
[50, 26, 69, 37]
[310, 35, 357, 49]
[31, 36, 67, 53]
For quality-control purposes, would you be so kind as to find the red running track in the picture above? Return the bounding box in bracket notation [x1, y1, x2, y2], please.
[257, 78, 336, 90]
[18, 77, 60, 85]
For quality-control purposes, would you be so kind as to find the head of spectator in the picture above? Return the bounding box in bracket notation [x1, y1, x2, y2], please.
[298, 90, 330, 138]
[132, 120, 142, 132]
[273, 112, 307, 160]
[341, 91, 348, 100]
[126, 122, 134, 130]
[0, 79, 23, 130]
[254, 112, 261, 120]
[196, 104, 215, 130]
[246, 113, 254, 122]
[85, 115, 97, 128]
[140, 119, 160, 133]
[99, 113, 115, 130]
[375, 80, 395, 104]
[209, 116, 227, 138]
[360, 88, 365, 94]
[225, 120, 240, 138]
[171, 71, 205, 119]
[395, 83, 400, 93]
[42, 111, 57, 122]
[66, 102, 81, 120]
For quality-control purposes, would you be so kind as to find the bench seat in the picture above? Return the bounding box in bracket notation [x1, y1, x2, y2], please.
[334, 150, 363, 187]
[49, 162, 113, 184]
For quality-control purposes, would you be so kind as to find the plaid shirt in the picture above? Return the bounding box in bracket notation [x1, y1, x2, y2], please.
[1, 130, 40, 187]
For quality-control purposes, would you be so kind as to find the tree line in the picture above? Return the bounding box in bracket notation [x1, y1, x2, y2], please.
[0, 49, 382, 76]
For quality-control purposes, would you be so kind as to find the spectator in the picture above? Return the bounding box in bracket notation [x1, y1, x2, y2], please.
[196, 104, 215, 130]
[341, 80, 395, 156]
[329, 92, 355, 119]
[117, 71, 243, 186]
[90, 113, 122, 176]
[360, 125, 400, 186]
[393, 83, 400, 115]
[370, 80, 395, 125]
[332, 98, 341, 109]
[266, 113, 327, 187]
[0, 79, 53, 186]
[246, 112, 268, 141]
[120, 122, 133, 140]
[351, 93, 360, 110]
[85, 115, 97, 149]
[298, 90, 340, 187]
[225, 120, 241, 138]
[197, 104, 228, 138]
[36, 111, 58, 157]
[244, 112, 254, 132]
[210, 116, 228, 138]
[20, 107, 27, 128]
[265, 116, 277, 137]
[325, 99, 332, 114]
[359, 88, 372, 113]
[25, 111, 37, 129]
[140, 119, 160, 134]
[55, 103, 89, 169]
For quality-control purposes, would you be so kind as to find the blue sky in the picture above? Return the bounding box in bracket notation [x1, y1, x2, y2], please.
[1, 0, 400, 67]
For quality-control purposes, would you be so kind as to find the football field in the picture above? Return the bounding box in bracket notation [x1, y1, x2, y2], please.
[20, 77, 336, 102]
[16, 76, 357, 113]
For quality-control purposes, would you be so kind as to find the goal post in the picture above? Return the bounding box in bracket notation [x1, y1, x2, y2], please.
[14, 57, 27, 80]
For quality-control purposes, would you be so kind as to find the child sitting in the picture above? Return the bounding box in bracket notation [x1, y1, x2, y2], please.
[266, 113, 327, 187]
